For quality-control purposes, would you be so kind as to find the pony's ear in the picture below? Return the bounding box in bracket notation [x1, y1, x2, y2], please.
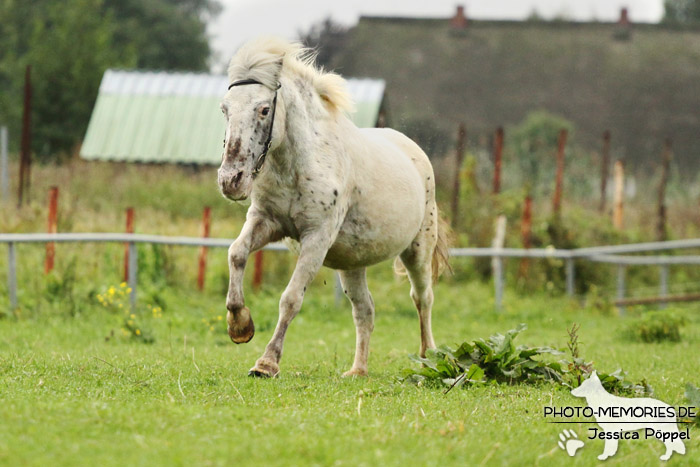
[271, 55, 284, 83]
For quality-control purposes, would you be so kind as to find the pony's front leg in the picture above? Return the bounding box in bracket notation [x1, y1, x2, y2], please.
[226, 213, 280, 344]
[249, 233, 331, 377]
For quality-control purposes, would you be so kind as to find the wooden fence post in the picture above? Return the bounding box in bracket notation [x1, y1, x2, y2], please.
[18, 65, 32, 208]
[123, 207, 134, 282]
[450, 123, 467, 228]
[197, 206, 211, 291]
[656, 138, 672, 241]
[518, 194, 532, 279]
[493, 126, 504, 194]
[253, 250, 263, 291]
[492, 215, 506, 310]
[613, 160, 625, 230]
[44, 187, 58, 274]
[552, 129, 568, 216]
[599, 130, 611, 213]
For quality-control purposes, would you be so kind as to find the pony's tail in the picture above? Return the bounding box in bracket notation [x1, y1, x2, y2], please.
[432, 213, 452, 283]
[393, 211, 452, 284]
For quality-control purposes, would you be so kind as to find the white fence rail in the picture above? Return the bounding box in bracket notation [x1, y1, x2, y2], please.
[2, 233, 700, 311]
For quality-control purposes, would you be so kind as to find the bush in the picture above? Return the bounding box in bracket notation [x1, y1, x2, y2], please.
[625, 310, 687, 343]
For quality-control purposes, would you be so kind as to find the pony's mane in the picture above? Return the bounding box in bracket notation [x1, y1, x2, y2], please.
[227, 37, 354, 114]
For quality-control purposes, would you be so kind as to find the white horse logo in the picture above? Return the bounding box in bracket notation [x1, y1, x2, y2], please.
[571, 371, 686, 461]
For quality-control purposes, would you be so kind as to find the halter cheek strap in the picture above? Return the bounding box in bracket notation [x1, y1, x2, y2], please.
[227, 79, 282, 176]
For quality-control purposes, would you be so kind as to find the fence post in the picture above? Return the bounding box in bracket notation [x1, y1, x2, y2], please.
[552, 129, 568, 216]
[493, 126, 504, 194]
[197, 206, 211, 291]
[613, 160, 624, 230]
[656, 138, 672, 241]
[659, 265, 669, 309]
[492, 215, 506, 310]
[128, 242, 137, 310]
[1, 126, 8, 202]
[450, 123, 467, 228]
[8, 242, 17, 310]
[252, 250, 263, 291]
[599, 130, 610, 213]
[18, 65, 32, 208]
[518, 194, 532, 279]
[44, 186, 58, 274]
[123, 207, 134, 282]
[616, 264, 626, 315]
[565, 258, 575, 297]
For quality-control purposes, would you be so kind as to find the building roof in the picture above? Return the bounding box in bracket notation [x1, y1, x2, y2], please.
[80, 69, 385, 164]
[331, 12, 700, 167]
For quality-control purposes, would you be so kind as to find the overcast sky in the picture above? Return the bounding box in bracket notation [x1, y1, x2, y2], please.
[207, 0, 664, 71]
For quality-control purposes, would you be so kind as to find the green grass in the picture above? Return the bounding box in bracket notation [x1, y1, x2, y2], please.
[1, 272, 698, 466]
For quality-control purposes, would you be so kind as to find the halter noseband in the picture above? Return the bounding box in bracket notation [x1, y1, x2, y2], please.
[227, 79, 281, 176]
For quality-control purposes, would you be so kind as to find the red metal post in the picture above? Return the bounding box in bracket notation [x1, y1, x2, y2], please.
[493, 126, 504, 194]
[197, 206, 211, 291]
[252, 250, 264, 291]
[44, 186, 58, 274]
[123, 207, 134, 282]
[552, 129, 568, 216]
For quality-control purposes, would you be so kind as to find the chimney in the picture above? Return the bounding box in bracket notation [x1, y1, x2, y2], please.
[451, 5, 468, 29]
[618, 7, 630, 26]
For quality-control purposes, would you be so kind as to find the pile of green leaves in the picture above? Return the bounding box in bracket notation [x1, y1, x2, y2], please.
[403, 323, 653, 396]
[624, 310, 687, 343]
[403, 324, 565, 390]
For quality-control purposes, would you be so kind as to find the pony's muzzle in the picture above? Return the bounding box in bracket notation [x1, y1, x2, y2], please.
[219, 169, 250, 200]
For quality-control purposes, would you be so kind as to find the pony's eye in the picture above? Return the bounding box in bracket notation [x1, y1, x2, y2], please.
[261, 106, 270, 117]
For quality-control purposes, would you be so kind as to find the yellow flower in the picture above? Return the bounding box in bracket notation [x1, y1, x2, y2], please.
[135, 329, 141, 336]
[130, 314, 136, 319]
[126, 288, 132, 294]
[120, 282, 127, 288]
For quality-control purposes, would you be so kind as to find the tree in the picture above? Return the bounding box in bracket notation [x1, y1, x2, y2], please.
[103, 0, 221, 71]
[298, 17, 348, 69]
[0, 0, 220, 159]
[663, 0, 700, 23]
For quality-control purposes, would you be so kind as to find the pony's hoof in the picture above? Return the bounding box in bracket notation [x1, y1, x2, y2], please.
[227, 307, 255, 344]
[248, 359, 279, 378]
[342, 368, 368, 377]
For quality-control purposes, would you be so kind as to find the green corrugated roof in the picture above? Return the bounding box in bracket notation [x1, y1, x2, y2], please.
[80, 70, 385, 164]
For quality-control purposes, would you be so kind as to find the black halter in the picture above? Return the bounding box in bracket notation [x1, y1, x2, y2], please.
[227, 79, 281, 176]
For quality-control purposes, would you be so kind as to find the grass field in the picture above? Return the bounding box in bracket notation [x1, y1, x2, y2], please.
[1, 160, 699, 465]
[1, 270, 698, 466]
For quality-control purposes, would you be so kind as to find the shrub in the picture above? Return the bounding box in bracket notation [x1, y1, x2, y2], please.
[625, 310, 687, 343]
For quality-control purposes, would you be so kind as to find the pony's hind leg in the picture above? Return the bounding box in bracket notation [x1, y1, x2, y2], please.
[339, 268, 374, 377]
[400, 218, 438, 358]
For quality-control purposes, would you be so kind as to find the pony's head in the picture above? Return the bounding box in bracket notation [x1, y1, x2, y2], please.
[218, 38, 288, 200]
[217, 37, 353, 201]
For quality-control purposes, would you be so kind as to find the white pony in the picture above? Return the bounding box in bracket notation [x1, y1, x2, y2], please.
[218, 37, 449, 377]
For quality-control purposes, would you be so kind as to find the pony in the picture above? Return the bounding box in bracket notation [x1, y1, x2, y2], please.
[217, 37, 449, 377]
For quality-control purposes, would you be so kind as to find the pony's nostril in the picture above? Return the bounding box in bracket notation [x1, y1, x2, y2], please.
[232, 171, 243, 186]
